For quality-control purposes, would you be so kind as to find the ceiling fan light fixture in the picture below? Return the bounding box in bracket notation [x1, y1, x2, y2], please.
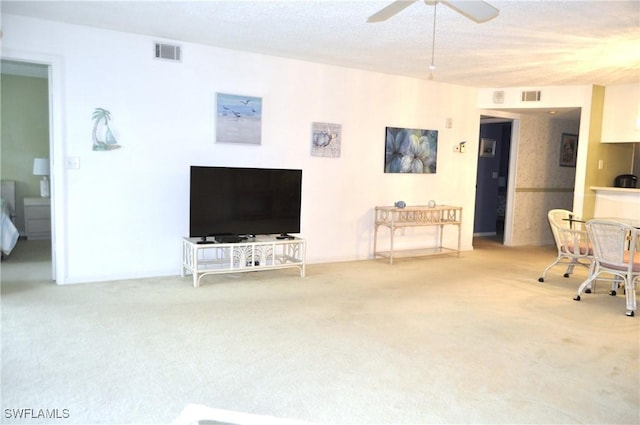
[428, 1, 437, 77]
[366, 0, 500, 79]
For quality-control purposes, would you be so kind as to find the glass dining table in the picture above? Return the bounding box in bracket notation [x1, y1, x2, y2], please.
[563, 216, 640, 229]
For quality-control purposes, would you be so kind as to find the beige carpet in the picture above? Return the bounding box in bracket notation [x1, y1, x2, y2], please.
[1, 238, 638, 425]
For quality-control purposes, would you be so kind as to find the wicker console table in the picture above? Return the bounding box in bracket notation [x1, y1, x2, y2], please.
[373, 205, 462, 264]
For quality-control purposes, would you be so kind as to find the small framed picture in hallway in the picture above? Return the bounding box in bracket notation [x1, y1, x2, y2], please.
[559, 133, 578, 167]
[479, 138, 496, 157]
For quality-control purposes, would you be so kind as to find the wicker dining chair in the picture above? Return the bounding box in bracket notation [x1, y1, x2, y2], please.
[538, 209, 593, 283]
[574, 219, 639, 317]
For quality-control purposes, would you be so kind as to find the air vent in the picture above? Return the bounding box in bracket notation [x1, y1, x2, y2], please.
[492, 91, 505, 104]
[521, 90, 541, 102]
[154, 42, 182, 62]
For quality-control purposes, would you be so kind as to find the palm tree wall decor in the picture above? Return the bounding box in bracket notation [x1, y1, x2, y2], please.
[92, 107, 121, 151]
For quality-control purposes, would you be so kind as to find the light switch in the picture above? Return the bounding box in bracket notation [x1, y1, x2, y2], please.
[66, 157, 80, 169]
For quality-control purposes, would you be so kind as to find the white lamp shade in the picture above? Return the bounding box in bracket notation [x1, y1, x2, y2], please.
[33, 158, 50, 176]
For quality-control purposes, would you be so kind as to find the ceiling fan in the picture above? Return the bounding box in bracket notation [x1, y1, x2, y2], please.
[367, 1, 499, 79]
[367, 0, 499, 24]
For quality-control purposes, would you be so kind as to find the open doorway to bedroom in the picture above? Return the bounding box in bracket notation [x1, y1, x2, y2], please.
[0, 59, 53, 279]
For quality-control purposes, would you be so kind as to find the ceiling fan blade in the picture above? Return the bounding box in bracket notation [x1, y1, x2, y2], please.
[367, 0, 418, 23]
[442, 0, 499, 23]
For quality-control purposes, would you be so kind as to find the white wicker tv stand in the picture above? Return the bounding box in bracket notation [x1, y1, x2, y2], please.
[182, 235, 306, 287]
[374, 205, 462, 264]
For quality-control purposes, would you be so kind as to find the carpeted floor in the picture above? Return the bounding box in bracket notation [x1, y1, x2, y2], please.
[1, 238, 638, 425]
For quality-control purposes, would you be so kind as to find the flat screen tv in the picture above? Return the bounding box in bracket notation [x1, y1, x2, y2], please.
[190, 166, 302, 241]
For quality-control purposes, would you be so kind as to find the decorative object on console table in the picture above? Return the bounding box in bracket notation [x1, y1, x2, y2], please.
[32, 158, 49, 198]
[24, 197, 51, 240]
[182, 235, 306, 287]
[384, 127, 438, 174]
[559, 133, 578, 167]
[215, 93, 262, 145]
[373, 205, 462, 264]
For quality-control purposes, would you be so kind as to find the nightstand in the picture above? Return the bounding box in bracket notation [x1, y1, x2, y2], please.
[24, 197, 51, 240]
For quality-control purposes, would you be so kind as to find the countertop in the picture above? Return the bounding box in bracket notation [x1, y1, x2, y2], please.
[591, 186, 640, 193]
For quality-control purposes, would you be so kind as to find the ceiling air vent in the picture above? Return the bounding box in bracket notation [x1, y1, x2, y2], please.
[521, 90, 541, 102]
[154, 42, 182, 62]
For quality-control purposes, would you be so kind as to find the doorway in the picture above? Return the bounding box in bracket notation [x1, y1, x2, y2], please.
[0, 59, 53, 278]
[473, 118, 513, 243]
[474, 108, 582, 248]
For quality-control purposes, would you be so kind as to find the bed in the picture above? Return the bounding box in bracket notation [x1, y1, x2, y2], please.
[1, 180, 19, 257]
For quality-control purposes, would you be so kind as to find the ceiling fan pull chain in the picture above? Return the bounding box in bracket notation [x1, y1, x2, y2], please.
[429, 2, 437, 79]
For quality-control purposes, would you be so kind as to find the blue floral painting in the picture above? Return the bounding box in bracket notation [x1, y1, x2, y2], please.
[384, 127, 438, 173]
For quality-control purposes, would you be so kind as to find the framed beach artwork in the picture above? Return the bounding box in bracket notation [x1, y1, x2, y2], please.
[311, 122, 341, 158]
[215, 93, 262, 145]
[92, 107, 121, 151]
[559, 133, 578, 167]
[384, 127, 438, 173]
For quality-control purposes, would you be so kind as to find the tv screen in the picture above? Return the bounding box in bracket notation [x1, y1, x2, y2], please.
[190, 166, 302, 239]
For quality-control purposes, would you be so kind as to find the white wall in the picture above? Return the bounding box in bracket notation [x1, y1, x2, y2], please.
[3, 15, 482, 284]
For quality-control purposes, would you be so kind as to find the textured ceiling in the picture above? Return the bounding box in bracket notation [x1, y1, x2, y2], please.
[2, 0, 639, 88]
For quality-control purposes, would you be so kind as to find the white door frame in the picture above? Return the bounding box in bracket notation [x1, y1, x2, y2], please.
[2, 48, 66, 283]
[478, 110, 522, 247]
